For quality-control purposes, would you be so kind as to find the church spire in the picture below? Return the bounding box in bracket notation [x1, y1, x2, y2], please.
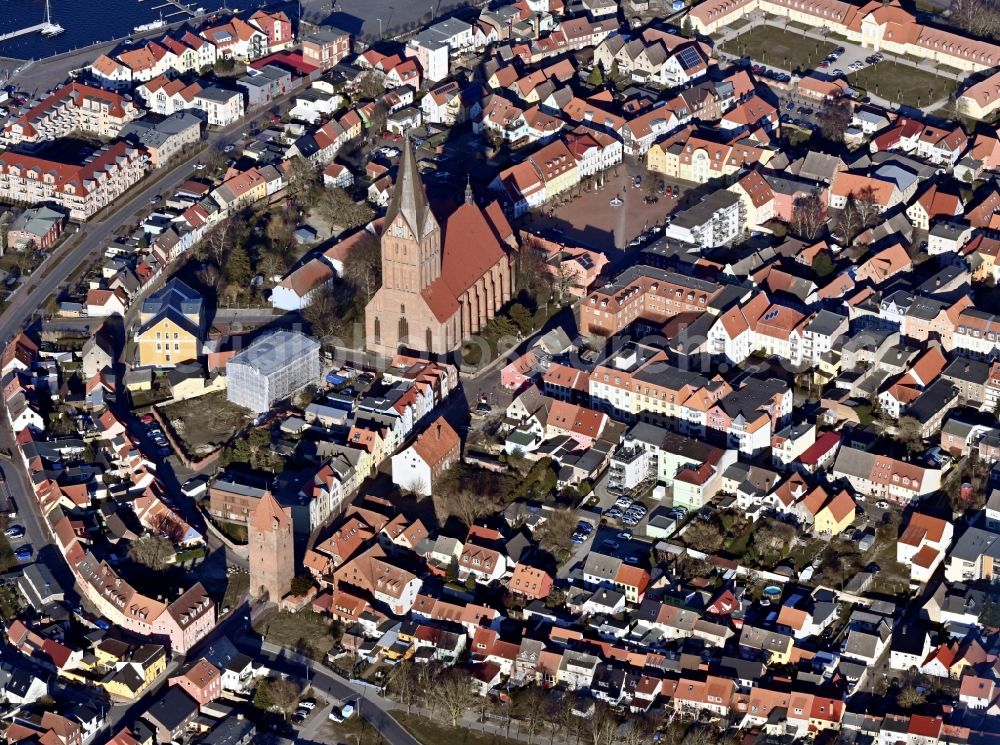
[386, 134, 433, 239]
[465, 175, 474, 205]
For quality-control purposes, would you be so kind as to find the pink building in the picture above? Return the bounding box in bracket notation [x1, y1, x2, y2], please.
[501, 351, 539, 390]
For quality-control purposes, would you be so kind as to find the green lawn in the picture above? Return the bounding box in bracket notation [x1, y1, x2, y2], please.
[847, 61, 957, 108]
[721, 26, 836, 71]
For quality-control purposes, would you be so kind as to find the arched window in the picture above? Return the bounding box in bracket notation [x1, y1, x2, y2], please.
[399, 316, 409, 344]
[426, 328, 433, 350]
[374, 317, 380, 344]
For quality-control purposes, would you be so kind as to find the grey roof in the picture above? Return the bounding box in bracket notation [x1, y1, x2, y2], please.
[141, 277, 202, 319]
[949, 526, 1000, 563]
[583, 552, 622, 582]
[669, 190, 740, 229]
[942, 357, 990, 385]
[302, 26, 349, 44]
[929, 219, 970, 239]
[907, 378, 958, 424]
[200, 714, 256, 745]
[228, 330, 320, 376]
[794, 151, 842, 183]
[9, 205, 65, 236]
[197, 86, 242, 103]
[145, 686, 199, 731]
[872, 163, 917, 192]
[805, 309, 846, 337]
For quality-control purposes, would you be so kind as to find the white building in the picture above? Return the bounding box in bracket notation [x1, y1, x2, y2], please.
[664, 190, 743, 247]
[226, 330, 321, 414]
[195, 87, 245, 127]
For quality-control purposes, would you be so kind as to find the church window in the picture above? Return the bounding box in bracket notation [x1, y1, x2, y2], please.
[426, 329, 433, 349]
[399, 316, 409, 343]
[374, 317, 381, 344]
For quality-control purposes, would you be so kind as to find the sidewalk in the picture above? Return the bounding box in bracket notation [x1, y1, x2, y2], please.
[252, 639, 580, 745]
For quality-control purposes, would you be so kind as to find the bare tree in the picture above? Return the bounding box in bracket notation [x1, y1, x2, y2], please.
[683, 726, 720, 745]
[342, 232, 382, 303]
[682, 518, 725, 553]
[433, 669, 478, 728]
[589, 704, 618, 745]
[817, 98, 853, 143]
[897, 685, 927, 710]
[836, 187, 878, 244]
[316, 188, 375, 233]
[127, 534, 175, 570]
[253, 676, 302, 720]
[265, 210, 295, 248]
[852, 185, 881, 230]
[257, 251, 288, 280]
[896, 415, 925, 452]
[950, 0, 1000, 37]
[619, 717, 654, 745]
[386, 659, 420, 714]
[791, 193, 825, 240]
[536, 507, 578, 554]
[357, 70, 386, 100]
[286, 155, 320, 206]
[203, 220, 235, 268]
[196, 262, 223, 290]
[515, 687, 547, 743]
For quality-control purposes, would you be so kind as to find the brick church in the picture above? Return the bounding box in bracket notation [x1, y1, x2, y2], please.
[365, 137, 517, 357]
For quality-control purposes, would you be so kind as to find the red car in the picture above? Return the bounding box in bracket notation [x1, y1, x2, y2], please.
[393, 133, 403, 142]
[140, 414, 155, 425]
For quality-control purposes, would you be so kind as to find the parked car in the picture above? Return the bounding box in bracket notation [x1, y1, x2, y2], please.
[14, 546, 32, 562]
[4, 525, 23, 539]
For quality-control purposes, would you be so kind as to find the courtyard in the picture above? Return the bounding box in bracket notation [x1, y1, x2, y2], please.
[847, 61, 958, 108]
[720, 25, 837, 72]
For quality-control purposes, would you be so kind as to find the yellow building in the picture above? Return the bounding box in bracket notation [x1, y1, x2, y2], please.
[64, 641, 167, 701]
[136, 278, 204, 369]
[809, 490, 856, 537]
[102, 644, 167, 701]
[814, 350, 841, 388]
[167, 362, 227, 402]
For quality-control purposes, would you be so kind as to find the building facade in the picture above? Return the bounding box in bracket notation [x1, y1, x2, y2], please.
[365, 138, 515, 357]
[248, 491, 294, 602]
[0, 142, 148, 221]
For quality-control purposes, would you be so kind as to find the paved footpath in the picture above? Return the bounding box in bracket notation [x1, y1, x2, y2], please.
[246, 638, 581, 745]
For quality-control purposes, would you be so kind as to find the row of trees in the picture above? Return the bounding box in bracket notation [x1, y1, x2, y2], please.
[383, 660, 702, 745]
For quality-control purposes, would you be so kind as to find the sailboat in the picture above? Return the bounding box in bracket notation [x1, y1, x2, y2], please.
[41, 0, 65, 38]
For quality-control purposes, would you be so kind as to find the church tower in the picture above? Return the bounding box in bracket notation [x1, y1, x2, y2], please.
[248, 491, 294, 602]
[380, 136, 441, 294]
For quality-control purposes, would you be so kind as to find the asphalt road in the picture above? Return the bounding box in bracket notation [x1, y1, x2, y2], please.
[0, 85, 306, 604]
[307, 0, 486, 40]
[244, 638, 422, 745]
